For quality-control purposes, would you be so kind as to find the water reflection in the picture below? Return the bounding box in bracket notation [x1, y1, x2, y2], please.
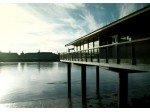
[0, 62, 149, 107]
[17, 62, 56, 72]
[68, 98, 72, 108]
[19, 63, 25, 71]
[0, 62, 67, 104]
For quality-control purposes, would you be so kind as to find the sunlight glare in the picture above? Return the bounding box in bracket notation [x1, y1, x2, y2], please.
[0, 74, 16, 99]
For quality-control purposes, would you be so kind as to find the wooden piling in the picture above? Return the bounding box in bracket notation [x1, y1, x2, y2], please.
[96, 66, 100, 96]
[67, 63, 71, 98]
[81, 64, 86, 105]
[119, 71, 128, 108]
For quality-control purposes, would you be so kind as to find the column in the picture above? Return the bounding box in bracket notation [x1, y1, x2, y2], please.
[87, 40, 89, 62]
[80, 43, 82, 61]
[118, 71, 128, 108]
[132, 43, 136, 65]
[117, 35, 120, 64]
[117, 45, 120, 64]
[96, 66, 100, 96]
[98, 36, 100, 62]
[81, 64, 86, 105]
[67, 63, 71, 99]
[106, 39, 108, 63]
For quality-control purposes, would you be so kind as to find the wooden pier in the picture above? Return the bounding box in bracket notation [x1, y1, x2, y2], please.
[60, 6, 150, 108]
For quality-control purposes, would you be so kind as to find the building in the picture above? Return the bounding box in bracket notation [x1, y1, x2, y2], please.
[20, 52, 60, 62]
[60, 6, 150, 72]
[60, 6, 150, 107]
[0, 51, 60, 62]
[0, 52, 19, 62]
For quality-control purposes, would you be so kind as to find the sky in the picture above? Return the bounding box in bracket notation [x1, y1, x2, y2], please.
[0, 3, 149, 54]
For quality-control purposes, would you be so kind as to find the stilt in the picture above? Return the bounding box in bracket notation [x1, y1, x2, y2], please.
[81, 64, 86, 106]
[68, 98, 72, 108]
[119, 71, 128, 108]
[67, 63, 71, 98]
[96, 66, 100, 96]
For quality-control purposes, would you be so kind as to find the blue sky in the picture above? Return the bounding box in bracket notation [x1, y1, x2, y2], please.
[0, 3, 149, 54]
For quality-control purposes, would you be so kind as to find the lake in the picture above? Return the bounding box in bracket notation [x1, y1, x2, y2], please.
[0, 62, 150, 108]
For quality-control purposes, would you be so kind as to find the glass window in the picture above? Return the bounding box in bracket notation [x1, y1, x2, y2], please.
[112, 35, 118, 43]
[89, 41, 93, 48]
[81, 45, 84, 50]
[107, 37, 112, 44]
[77, 46, 80, 51]
[84, 43, 88, 50]
[94, 40, 99, 47]
[100, 37, 107, 46]
[120, 35, 132, 42]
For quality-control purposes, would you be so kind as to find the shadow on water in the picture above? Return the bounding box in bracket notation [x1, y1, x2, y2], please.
[128, 94, 150, 108]
[68, 98, 73, 108]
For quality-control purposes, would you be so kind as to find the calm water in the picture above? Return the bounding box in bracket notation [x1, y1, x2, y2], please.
[0, 62, 150, 108]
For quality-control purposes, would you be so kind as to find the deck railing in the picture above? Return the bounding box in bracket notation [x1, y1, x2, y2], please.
[60, 37, 150, 65]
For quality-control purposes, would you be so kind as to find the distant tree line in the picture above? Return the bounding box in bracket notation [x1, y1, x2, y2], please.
[0, 52, 60, 62]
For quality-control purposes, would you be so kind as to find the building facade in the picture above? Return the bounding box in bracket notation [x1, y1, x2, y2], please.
[60, 6, 150, 72]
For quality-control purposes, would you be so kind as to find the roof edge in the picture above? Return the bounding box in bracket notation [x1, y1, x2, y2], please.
[65, 5, 150, 46]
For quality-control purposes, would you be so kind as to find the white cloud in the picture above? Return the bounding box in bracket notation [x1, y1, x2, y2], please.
[54, 3, 85, 9]
[2, 3, 145, 54]
[0, 3, 79, 53]
[119, 3, 138, 18]
[80, 10, 100, 32]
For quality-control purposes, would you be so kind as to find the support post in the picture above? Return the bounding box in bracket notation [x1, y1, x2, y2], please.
[117, 45, 120, 64]
[79, 44, 81, 61]
[117, 34, 120, 64]
[87, 40, 89, 62]
[132, 43, 136, 65]
[91, 50, 93, 62]
[67, 63, 71, 99]
[78, 51, 79, 61]
[97, 48, 100, 62]
[96, 66, 100, 96]
[98, 36, 100, 63]
[119, 71, 128, 108]
[106, 47, 108, 63]
[81, 64, 86, 106]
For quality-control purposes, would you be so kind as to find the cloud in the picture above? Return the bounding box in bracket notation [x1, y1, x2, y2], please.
[118, 3, 148, 18]
[0, 3, 148, 54]
[17, 3, 88, 51]
[0, 3, 112, 53]
[79, 9, 100, 32]
[54, 3, 85, 9]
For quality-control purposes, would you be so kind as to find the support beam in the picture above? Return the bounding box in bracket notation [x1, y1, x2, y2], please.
[118, 71, 128, 108]
[132, 43, 136, 65]
[87, 40, 89, 62]
[91, 50, 93, 62]
[117, 45, 120, 64]
[67, 63, 71, 99]
[81, 64, 86, 105]
[97, 48, 99, 62]
[117, 34, 120, 64]
[96, 66, 100, 96]
[106, 47, 108, 63]
[92, 38, 95, 62]
[98, 36, 100, 62]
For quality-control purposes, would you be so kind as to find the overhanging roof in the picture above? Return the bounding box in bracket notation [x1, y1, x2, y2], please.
[65, 5, 150, 47]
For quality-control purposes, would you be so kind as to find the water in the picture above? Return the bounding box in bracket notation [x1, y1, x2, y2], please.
[0, 62, 150, 108]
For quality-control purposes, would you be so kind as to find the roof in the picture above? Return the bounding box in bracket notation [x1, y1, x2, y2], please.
[65, 5, 150, 47]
